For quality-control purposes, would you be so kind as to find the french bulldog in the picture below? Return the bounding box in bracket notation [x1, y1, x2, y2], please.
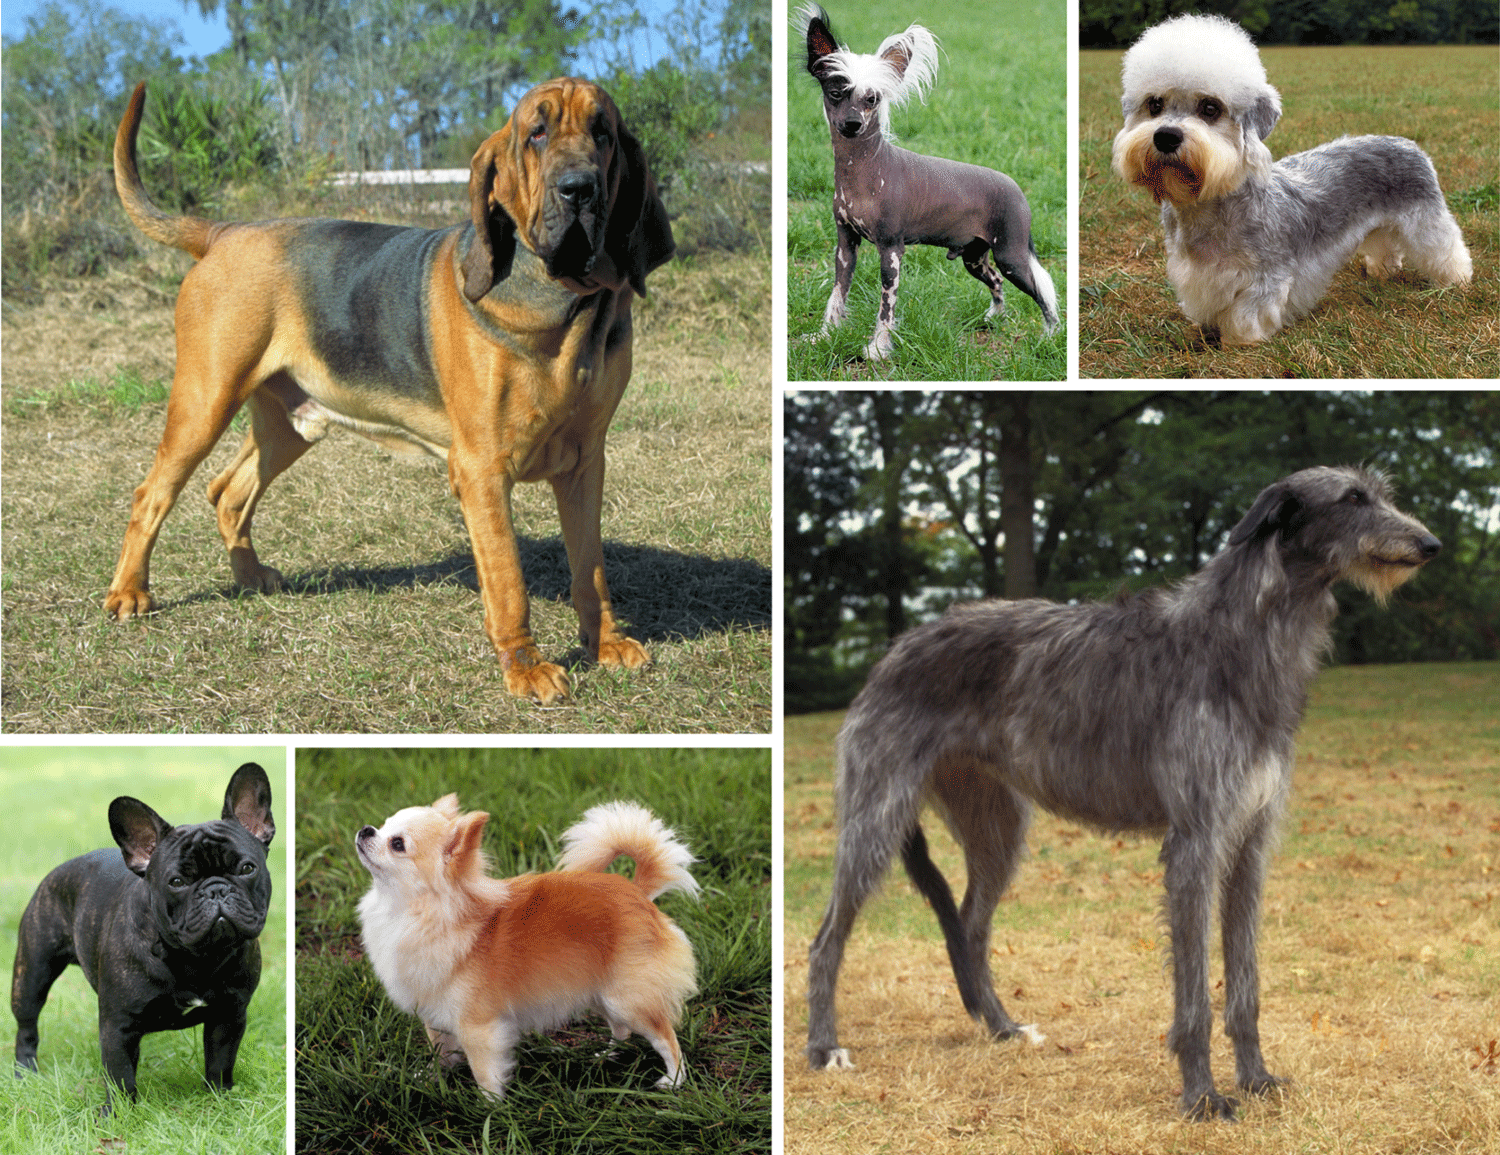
[11, 762, 275, 1113]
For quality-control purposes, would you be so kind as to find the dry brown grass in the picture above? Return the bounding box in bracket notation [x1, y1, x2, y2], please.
[0, 251, 770, 733]
[783, 664, 1500, 1153]
[1079, 45, 1499, 379]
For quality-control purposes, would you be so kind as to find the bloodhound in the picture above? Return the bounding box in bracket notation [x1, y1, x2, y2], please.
[106, 78, 673, 705]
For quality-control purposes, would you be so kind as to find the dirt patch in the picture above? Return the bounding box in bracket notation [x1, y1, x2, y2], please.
[784, 665, 1500, 1153]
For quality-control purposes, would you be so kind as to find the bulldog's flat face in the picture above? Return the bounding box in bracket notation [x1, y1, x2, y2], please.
[140, 817, 272, 951]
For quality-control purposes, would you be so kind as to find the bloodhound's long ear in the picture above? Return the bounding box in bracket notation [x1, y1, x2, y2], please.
[604, 119, 675, 297]
[461, 128, 519, 301]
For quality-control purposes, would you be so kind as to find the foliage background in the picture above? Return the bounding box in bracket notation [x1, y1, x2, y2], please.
[1079, 0, 1499, 47]
[785, 390, 1500, 712]
[1, 0, 770, 292]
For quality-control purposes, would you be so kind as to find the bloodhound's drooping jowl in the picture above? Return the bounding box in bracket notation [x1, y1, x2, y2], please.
[105, 79, 673, 705]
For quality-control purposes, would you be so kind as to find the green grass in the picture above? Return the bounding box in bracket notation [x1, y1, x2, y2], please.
[787, 0, 1066, 381]
[783, 663, 1500, 1153]
[0, 747, 287, 1154]
[294, 747, 771, 1154]
[0, 254, 771, 734]
[1079, 44, 1499, 378]
[4, 366, 172, 417]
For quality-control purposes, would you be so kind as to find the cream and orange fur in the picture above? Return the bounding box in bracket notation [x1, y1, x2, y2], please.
[355, 797, 698, 1098]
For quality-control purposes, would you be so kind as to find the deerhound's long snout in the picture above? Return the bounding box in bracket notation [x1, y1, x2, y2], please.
[806, 465, 1438, 1119]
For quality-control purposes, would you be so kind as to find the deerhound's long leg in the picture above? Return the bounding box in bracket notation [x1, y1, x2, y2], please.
[900, 823, 1024, 1038]
[905, 766, 1031, 1037]
[1222, 807, 1286, 1095]
[1162, 823, 1236, 1120]
[807, 757, 925, 1070]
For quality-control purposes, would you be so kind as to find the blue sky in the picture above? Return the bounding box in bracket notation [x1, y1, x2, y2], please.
[2, 0, 230, 54]
[1, 0, 682, 67]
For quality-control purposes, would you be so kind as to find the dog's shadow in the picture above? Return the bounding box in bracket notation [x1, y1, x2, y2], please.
[180, 536, 771, 646]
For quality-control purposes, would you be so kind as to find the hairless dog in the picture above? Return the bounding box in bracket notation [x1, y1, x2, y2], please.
[799, 5, 1059, 361]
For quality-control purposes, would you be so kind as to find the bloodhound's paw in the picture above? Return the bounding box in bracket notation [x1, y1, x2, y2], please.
[499, 644, 571, 704]
[597, 635, 650, 669]
[228, 548, 286, 594]
[505, 663, 571, 705]
[104, 587, 154, 620]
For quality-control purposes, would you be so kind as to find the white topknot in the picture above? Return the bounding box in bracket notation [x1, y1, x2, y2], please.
[796, 3, 942, 141]
[1120, 13, 1272, 109]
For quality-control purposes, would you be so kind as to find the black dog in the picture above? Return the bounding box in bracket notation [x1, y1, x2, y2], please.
[12, 762, 275, 1112]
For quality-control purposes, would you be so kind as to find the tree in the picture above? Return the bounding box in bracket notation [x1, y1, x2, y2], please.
[1, 0, 183, 209]
[784, 391, 1500, 713]
[189, 0, 592, 168]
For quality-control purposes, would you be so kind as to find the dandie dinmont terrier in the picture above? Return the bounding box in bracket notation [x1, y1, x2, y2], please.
[1112, 14, 1472, 346]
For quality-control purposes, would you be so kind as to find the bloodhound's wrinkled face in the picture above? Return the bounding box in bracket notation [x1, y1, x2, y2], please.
[510, 79, 620, 278]
[461, 77, 673, 302]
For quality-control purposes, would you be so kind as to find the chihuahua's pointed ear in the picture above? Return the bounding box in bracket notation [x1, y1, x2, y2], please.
[442, 810, 490, 875]
[432, 793, 462, 819]
[462, 130, 518, 300]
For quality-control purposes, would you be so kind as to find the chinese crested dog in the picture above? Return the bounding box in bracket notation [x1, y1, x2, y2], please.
[1111, 14, 1471, 346]
[799, 4, 1059, 361]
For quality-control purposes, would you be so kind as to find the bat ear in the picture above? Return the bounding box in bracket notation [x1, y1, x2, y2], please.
[109, 797, 173, 876]
[223, 762, 275, 846]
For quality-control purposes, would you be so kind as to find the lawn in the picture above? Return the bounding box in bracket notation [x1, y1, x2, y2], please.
[787, 0, 1066, 381]
[783, 662, 1499, 1153]
[294, 746, 771, 1154]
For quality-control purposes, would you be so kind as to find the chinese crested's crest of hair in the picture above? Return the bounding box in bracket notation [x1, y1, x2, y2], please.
[796, 3, 941, 139]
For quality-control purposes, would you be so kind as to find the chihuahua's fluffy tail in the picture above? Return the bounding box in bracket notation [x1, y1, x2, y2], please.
[558, 802, 701, 902]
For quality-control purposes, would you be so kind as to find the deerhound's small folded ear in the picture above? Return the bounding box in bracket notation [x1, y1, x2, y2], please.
[1228, 482, 1300, 546]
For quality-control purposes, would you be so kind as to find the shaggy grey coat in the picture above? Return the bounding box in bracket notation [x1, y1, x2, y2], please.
[806, 465, 1441, 1119]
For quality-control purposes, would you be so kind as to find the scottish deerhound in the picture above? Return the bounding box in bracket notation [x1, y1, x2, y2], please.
[806, 465, 1440, 1119]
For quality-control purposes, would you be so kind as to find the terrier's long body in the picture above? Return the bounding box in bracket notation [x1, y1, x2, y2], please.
[800, 5, 1059, 361]
[1111, 14, 1471, 345]
[807, 466, 1441, 1119]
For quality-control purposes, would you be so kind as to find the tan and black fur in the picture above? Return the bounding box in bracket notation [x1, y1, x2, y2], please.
[106, 78, 674, 704]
